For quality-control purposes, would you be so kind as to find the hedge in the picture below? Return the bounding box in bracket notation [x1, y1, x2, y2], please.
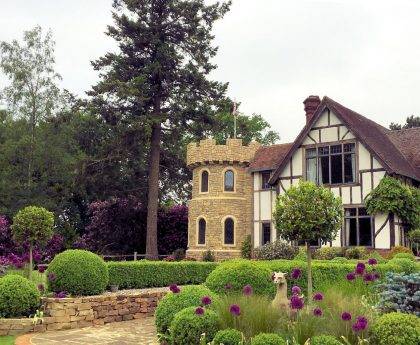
[107, 261, 218, 289]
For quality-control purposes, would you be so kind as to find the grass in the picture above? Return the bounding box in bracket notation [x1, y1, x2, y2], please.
[0, 335, 16, 345]
[5, 267, 46, 287]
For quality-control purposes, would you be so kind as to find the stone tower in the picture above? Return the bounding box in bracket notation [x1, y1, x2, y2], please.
[186, 138, 261, 260]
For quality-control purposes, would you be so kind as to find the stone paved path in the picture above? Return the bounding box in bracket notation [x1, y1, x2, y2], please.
[28, 317, 158, 345]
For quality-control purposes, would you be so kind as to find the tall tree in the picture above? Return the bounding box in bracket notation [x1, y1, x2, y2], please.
[389, 115, 420, 130]
[89, 0, 231, 259]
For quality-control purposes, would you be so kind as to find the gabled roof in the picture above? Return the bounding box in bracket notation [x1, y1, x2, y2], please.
[269, 96, 420, 184]
[249, 143, 293, 172]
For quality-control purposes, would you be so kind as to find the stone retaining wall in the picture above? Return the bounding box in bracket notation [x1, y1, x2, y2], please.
[0, 290, 167, 336]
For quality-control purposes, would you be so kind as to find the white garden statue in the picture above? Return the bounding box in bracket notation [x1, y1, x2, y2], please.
[271, 271, 289, 309]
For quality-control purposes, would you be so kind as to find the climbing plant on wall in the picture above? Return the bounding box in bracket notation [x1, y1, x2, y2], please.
[365, 176, 420, 230]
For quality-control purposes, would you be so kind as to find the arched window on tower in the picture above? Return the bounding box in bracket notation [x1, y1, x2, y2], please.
[224, 170, 234, 192]
[201, 170, 209, 193]
[198, 218, 206, 245]
[224, 217, 235, 245]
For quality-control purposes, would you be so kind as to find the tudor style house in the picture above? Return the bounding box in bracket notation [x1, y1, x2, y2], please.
[186, 96, 420, 259]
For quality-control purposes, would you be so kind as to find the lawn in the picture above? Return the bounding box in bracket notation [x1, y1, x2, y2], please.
[0, 335, 16, 345]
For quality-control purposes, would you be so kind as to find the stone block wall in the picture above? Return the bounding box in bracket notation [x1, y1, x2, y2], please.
[0, 290, 167, 336]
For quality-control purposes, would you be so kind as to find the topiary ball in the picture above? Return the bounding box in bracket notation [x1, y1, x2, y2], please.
[155, 285, 218, 336]
[250, 333, 286, 345]
[311, 335, 342, 345]
[389, 258, 416, 274]
[170, 306, 219, 345]
[213, 328, 243, 345]
[0, 274, 40, 317]
[370, 312, 420, 345]
[47, 249, 109, 296]
[205, 260, 276, 297]
[393, 252, 415, 261]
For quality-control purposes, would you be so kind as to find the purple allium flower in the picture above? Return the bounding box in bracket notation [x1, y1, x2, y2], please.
[313, 292, 324, 301]
[346, 272, 356, 281]
[54, 291, 67, 298]
[243, 285, 253, 296]
[291, 268, 302, 279]
[37, 284, 45, 292]
[33, 252, 42, 263]
[363, 273, 374, 283]
[38, 266, 46, 273]
[229, 304, 241, 316]
[201, 296, 212, 306]
[373, 272, 380, 280]
[169, 284, 180, 293]
[355, 262, 366, 275]
[225, 283, 232, 290]
[313, 307, 323, 317]
[368, 258, 377, 265]
[290, 295, 304, 310]
[47, 272, 56, 282]
[195, 307, 205, 316]
[291, 286, 301, 295]
[352, 316, 368, 332]
[341, 312, 352, 321]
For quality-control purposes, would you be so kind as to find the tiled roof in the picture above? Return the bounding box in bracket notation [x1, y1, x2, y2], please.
[249, 143, 293, 171]
[385, 127, 420, 171]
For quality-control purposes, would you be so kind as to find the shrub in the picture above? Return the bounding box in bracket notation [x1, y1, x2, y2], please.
[294, 247, 307, 261]
[367, 250, 387, 263]
[213, 328, 244, 345]
[108, 261, 217, 289]
[377, 272, 420, 315]
[170, 306, 219, 345]
[345, 247, 367, 259]
[393, 252, 415, 260]
[389, 245, 413, 258]
[331, 257, 348, 263]
[203, 250, 216, 262]
[0, 274, 40, 317]
[241, 235, 252, 259]
[370, 312, 420, 345]
[313, 247, 344, 260]
[254, 240, 298, 260]
[172, 248, 186, 261]
[389, 258, 416, 274]
[205, 260, 276, 297]
[155, 285, 218, 336]
[250, 333, 286, 345]
[310, 335, 342, 345]
[47, 249, 109, 296]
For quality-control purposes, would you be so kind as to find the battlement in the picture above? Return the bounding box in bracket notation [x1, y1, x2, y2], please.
[187, 138, 261, 168]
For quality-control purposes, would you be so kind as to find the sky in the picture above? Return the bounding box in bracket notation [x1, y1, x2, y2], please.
[1, 0, 420, 142]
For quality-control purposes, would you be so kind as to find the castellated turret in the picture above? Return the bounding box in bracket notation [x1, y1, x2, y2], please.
[186, 138, 261, 260]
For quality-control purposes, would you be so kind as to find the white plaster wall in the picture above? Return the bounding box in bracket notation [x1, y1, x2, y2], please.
[313, 110, 329, 126]
[292, 148, 303, 175]
[253, 222, 260, 248]
[375, 213, 390, 249]
[280, 162, 291, 177]
[320, 127, 338, 142]
[352, 186, 362, 204]
[332, 229, 341, 246]
[358, 144, 371, 170]
[373, 171, 385, 188]
[372, 157, 382, 169]
[329, 112, 342, 125]
[260, 191, 271, 220]
[253, 193, 259, 220]
[362, 173, 371, 199]
[341, 187, 350, 204]
[253, 173, 260, 190]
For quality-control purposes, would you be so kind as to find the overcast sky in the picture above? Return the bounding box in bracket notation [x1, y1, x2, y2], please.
[1, 0, 420, 142]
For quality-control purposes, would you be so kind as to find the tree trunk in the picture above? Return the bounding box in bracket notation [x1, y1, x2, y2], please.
[145, 122, 161, 260]
[306, 242, 312, 303]
[28, 245, 33, 281]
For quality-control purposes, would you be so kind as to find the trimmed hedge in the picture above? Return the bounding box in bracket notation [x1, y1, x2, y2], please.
[107, 261, 217, 289]
[47, 250, 109, 296]
[0, 274, 40, 317]
[311, 335, 342, 345]
[213, 329, 244, 345]
[250, 333, 286, 345]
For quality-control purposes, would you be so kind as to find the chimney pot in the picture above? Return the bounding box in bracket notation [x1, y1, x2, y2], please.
[303, 95, 321, 124]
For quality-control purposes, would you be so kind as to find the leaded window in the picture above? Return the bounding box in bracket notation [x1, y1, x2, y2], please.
[198, 218, 206, 245]
[344, 207, 373, 247]
[201, 170, 209, 193]
[224, 218, 234, 245]
[224, 170, 235, 192]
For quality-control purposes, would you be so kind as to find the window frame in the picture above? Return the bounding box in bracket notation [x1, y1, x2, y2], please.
[261, 222, 271, 245]
[261, 171, 272, 190]
[343, 206, 374, 247]
[222, 216, 236, 246]
[223, 168, 236, 193]
[304, 140, 358, 186]
[197, 217, 207, 246]
[199, 169, 210, 194]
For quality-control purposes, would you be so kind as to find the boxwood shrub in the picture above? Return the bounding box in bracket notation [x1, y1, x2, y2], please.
[311, 335, 342, 345]
[47, 249, 109, 296]
[155, 285, 218, 336]
[393, 252, 415, 260]
[213, 328, 244, 345]
[205, 260, 276, 297]
[0, 274, 40, 317]
[388, 258, 416, 274]
[250, 333, 286, 345]
[108, 261, 217, 289]
[370, 312, 420, 345]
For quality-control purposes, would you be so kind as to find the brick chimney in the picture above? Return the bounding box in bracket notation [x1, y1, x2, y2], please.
[303, 95, 321, 124]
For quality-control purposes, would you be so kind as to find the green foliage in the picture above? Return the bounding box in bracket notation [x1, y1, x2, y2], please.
[47, 250, 108, 296]
[365, 176, 420, 230]
[0, 336, 15, 345]
[212, 329, 244, 345]
[241, 235, 252, 259]
[313, 247, 344, 260]
[170, 306, 219, 345]
[0, 274, 40, 317]
[294, 247, 308, 261]
[250, 333, 286, 345]
[408, 229, 420, 243]
[254, 240, 298, 260]
[388, 258, 416, 274]
[344, 247, 367, 259]
[366, 250, 387, 263]
[203, 250, 216, 262]
[390, 115, 420, 130]
[310, 335, 342, 345]
[388, 246, 413, 258]
[213, 294, 285, 340]
[331, 257, 348, 263]
[12, 206, 54, 245]
[205, 260, 276, 297]
[273, 180, 343, 244]
[107, 261, 217, 289]
[155, 285, 218, 336]
[370, 312, 420, 345]
[393, 252, 415, 260]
